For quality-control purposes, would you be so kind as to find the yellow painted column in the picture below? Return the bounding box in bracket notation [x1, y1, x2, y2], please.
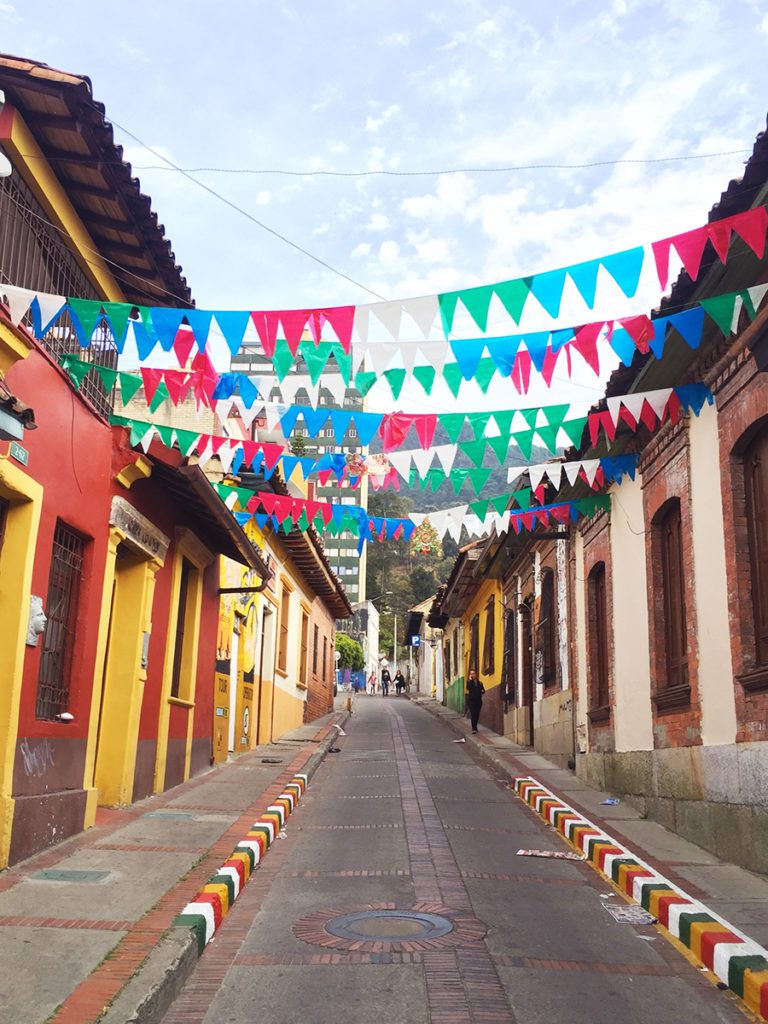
[0, 460, 43, 867]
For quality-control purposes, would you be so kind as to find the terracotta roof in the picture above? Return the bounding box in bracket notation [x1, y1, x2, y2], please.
[0, 53, 192, 307]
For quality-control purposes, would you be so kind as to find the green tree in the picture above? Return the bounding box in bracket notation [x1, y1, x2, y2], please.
[289, 434, 308, 456]
[410, 564, 439, 603]
[335, 633, 364, 670]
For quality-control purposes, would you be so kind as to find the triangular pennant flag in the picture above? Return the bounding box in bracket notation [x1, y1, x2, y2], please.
[670, 227, 709, 282]
[433, 444, 457, 474]
[324, 305, 356, 353]
[174, 429, 201, 458]
[459, 438, 486, 468]
[440, 412, 466, 444]
[140, 367, 164, 405]
[353, 305, 371, 345]
[572, 323, 603, 375]
[184, 308, 214, 353]
[436, 291, 460, 336]
[411, 447, 434, 477]
[402, 295, 439, 338]
[535, 425, 559, 453]
[354, 411, 384, 447]
[747, 283, 768, 314]
[302, 343, 333, 384]
[383, 367, 407, 399]
[674, 383, 713, 416]
[413, 414, 438, 450]
[491, 493, 510, 515]
[448, 468, 468, 495]
[279, 309, 310, 355]
[412, 363, 436, 395]
[467, 412, 492, 440]
[354, 369, 378, 396]
[93, 364, 118, 394]
[118, 371, 143, 405]
[486, 335, 522, 377]
[487, 434, 510, 464]
[155, 423, 175, 448]
[442, 362, 463, 398]
[279, 406, 303, 436]
[249, 310, 281, 357]
[64, 357, 92, 389]
[467, 466, 492, 494]
[512, 429, 536, 461]
[450, 338, 486, 380]
[668, 305, 705, 350]
[526, 268, 567, 318]
[214, 310, 251, 356]
[543, 403, 571, 430]
[149, 381, 171, 413]
[302, 406, 329, 438]
[567, 259, 600, 308]
[475, 358, 497, 394]
[32, 293, 66, 337]
[494, 278, 530, 325]
[643, 388, 674, 421]
[272, 341, 296, 382]
[512, 487, 532, 510]
[370, 301, 403, 340]
[417, 340, 450, 374]
[469, 498, 489, 517]
[149, 307, 187, 352]
[601, 247, 644, 298]
[3, 285, 36, 326]
[68, 298, 105, 347]
[701, 292, 739, 335]
[729, 206, 768, 260]
[651, 237, 673, 292]
[563, 461, 583, 486]
[366, 341, 399, 376]
[329, 409, 353, 444]
[521, 332, 551, 373]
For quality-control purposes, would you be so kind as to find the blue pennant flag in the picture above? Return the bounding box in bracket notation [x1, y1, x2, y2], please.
[649, 316, 671, 359]
[280, 456, 300, 480]
[185, 309, 213, 352]
[255, 513, 269, 530]
[526, 268, 567, 318]
[237, 374, 259, 408]
[674, 383, 713, 415]
[149, 307, 187, 352]
[521, 331, 551, 373]
[400, 520, 416, 542]
[133, 320, 158, 361]
[234, 511, 252, 527]
[668, 306, 705, 351]
[211, 373, 238, 401]
[450, 338, 487, 380]
[314, 452, 333, 471]
[329, 409, 353, 443]
[279, 406, 303, 436]
[550, 328, 574, 353]
[298, 457, 316, 478]
[302, 405, 329, 438]
[601, 247, 644, 299]
[607, 326, 637, 367]
[214, 310, 251, 356]
[231, 448, 245, 476]
[31, 296, 66, 338]
[486, 335, 522, 376]
[385, 518, 403, 540]
[353, 411, 383, 447]
[567, 259, 601, 308]
[600, 454, 638, 483]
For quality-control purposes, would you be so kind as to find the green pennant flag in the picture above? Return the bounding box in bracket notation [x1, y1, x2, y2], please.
[467, 412, 492, 440]
[109, 414, 130, 428]
[94, 365, 118, 393]
[457, 284, 495, 333]
[119, 371, 143, 405]
[468, 467, 492, 493]
[543, 403, 571, 430]
[329, 342, 352, 384]
[487, 434, 510, 464]
[68, 298, 105, 344]
[437, 291, 461, 336]
[174, 429, 199, 457]
[281, 518, 293, 534]
[520, 407, 539, 430]
[155, 424, 175, 448]
[475, 358, 497, 394]
[535, 424, 559, 453]
[469, 498, 489, 517]
[383, 367, 406, 399]
[237, 487, 253, 508]
[739, 288, 759, 321]
[459, 438, 487, 467]
[412, 364, 436, 395]
[448, 467, 468, 495]
[102, 302, 134, 346]
[129, 421, 152, 447]
[701, 293, 739, 335]
[301, 342, 332, 384]
[442, 362, 463, 398]
[64, 357, 92, 389]
[354, 370, 377, 396]
[493, 410, 515, 437]
[149, 381, 170, 412]
[491, 493, 510, 515]
[440, 412, 466, 444]
[494, 278, 530, 325]
[559, 415, 587, 449]
[512, 487, 532, 510]
[296, 510, 310, 531]
[429, 470, 444, 493]
[272, 340, 295, 382]
[313, 512, 326, 532]
[512, 429, 536, 461]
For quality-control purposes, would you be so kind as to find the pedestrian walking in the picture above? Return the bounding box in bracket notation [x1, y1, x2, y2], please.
[394, 669, 405, 695]
[380, 666, 391, 696]
[466, 669, 485, 733]
[368, 671, 376, 695]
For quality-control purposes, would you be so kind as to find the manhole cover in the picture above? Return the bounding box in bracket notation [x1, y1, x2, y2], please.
[325, 910, 454, 942]
[32, 869, 111, 883]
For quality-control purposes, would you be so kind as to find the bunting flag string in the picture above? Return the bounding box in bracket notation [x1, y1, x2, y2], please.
[4, 207, 766, 365]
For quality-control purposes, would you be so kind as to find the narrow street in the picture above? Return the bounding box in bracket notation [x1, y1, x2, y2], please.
[160, 698, 748, 1024]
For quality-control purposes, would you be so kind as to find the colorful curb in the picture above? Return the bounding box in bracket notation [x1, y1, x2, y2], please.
[513, 775, 768, 1021]
[173, 772, 308, 955]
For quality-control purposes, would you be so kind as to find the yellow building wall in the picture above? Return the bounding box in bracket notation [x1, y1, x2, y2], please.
[461, 577, 504, 693]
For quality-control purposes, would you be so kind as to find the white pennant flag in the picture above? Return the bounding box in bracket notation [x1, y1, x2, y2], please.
[351, 342, 368, 376]
[354, 304, 372, 345]
[264, 402, 287, 432]
[399, 341, 421, 374]
[620, 392, 648, 424]
[748, 283, 768, 313]
[582, 459, 601, 487]
[527, 464, 549, 492]
[433, 444, 457, 474]
[323, 374, 348, 407]
[563, 460, 584, 486]
[3, 285, 36, 326]
[464, 513, 486, 538]
[370, 301, 403, 340]
[544, 463, 563, 490]
[409, 511, 426, 527]
[367, 341, 399, 376]
[402, 295, 440, 339]
[136, 425, 155, 453]
[606, 395, 625, 427]
[216, 441, 237, 475]
[230, 396, 261, 430]
[195, 439, 215, 469]
[35, 292, 66, 334]
[278, 376, 301, 405]
[507, 464, 527, 485]
[412, 447, 435, 477]
[387, 450, 413, 480]
[417, 341, 450, 373]
[643, 388, 673, 421]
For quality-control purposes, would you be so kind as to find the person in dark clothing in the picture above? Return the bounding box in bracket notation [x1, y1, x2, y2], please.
[394, 669, 405, 695]
[465, 670, 485, 733]
[380, 667, 391, 696]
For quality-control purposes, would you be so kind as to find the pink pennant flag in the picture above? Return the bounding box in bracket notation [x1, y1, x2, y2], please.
[240, 440, 261, 467]
[541, 346, 561, 387]
[272, 496, 294, 522]
[317, 470, 333, 486]
[173, 327, 196, 368]
[325, 305, 356, 353]
[706, 218, 732, 263]
[651, 237, 674, 291]
[259, 492, 278, 515]
[280, 309, 311, 355]
[164, 370, 191, 406]
[250, 311, 281, 357]
[617, 315, 652, 354]
[510, 350, 532, 395]
[572, 323, 603, 375]
[728, 207, 768, 260]
[380, 413, 413, 452]
[261, 443, 284, 472]
[307, 310, 327, 344]
[414, 414, 438, 450]
[140, 367, 163, 404]
[670, 225, 709, 282]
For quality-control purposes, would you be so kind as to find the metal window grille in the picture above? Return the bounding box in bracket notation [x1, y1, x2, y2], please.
[171, 559, 192, 699]
[0, 169, 117, 419]
[36, 522, 85, 720]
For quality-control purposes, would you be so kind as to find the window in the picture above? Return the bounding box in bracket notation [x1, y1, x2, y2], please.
[444, 638, 452, 681]
[655, 499, 689, 693]
[502, 608, 517, 704]
[745, 426, 768, 676]
[36, 522, 85, 719]
[0, 496, 8, 557]
[538, 569, 557, 688]
[588, 562, 610, 713]
[169, 557, 202, 701]
[312, 623, 319, 675]
[278, 581, 292, 673]
[482, 596, 495, 675]
[453, 631, 459, 676]
[299, 609, 310, 686]
[322, 635, 328, 682]
[468, 614, 480, 673]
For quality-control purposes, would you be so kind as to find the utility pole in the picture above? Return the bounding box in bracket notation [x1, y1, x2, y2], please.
[393, 613, 397, 672]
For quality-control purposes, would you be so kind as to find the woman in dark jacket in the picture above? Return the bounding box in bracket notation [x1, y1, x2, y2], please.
[465, 670, 485, 733]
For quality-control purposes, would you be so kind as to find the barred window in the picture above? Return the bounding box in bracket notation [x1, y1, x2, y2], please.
[482, 595, 495, 675]
[36, 522, 85, 719]
[745, 425, 768, 670]
[588, 562, 610, 709]
[656, 500, 688, 690]
[538, 569, 557, 688]
[468, 614, 480, 673]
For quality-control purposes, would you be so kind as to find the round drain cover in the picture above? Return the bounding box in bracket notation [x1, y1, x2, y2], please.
[324, 909, 454, 942]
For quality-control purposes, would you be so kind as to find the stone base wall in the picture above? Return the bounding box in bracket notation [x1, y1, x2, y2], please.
[533, 689, 574, 768]
[577, 742, 768, 875]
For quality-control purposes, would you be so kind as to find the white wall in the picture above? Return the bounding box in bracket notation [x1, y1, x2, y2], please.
[573, 532, 589, 754]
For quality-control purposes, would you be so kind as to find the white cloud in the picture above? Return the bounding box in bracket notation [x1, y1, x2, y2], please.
[351, 242, 371, 258]
[379, 240, 400, 265]
[366, 212, 390, 231]
[255, 191, 271, 206]
[329, 141, 348, 154]
[0, 2, 16, 13]
[401, 172, 477, 220]
[365, 103, 401, 133]
[382, 31, 410, 46]
[760, 12, 768, 35]
[312, 222, 329, 236]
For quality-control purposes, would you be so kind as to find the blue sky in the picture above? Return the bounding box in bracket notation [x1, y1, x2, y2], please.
[3, 0, 768, 410]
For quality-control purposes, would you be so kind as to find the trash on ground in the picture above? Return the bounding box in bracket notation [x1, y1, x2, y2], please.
[636, 935, 656, 942]
[277, 829, 287, 840]
[599, 893, 616, 899]
[452, 738, 466, 743]
[716, 982, 729, 990]
[601, 798, 621, 805]
[328, 746, 341, 753]
[333, 725, 347, 736]
[261, 758, 283, 764]
[603, 903, 656, 925]
[516, 849, 586, 861]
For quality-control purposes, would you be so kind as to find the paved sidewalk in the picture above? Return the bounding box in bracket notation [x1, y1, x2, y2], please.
[0, 708, 346, 1024]
[414, 697, 768, 950]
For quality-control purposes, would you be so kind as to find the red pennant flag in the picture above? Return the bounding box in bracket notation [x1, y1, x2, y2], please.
[413, 414, 438, 450]
[617, 315, 652, 354]
[651, 237, 673, 291]
[140, 367, 163, 404]
[317, 470, 333, 486]
[706, 218, 732, 263]
[250, 311, 281, 357]
[551, 504, 571, 524]
[280, 309, 310, 355]
[261, 443, 284, 471]
[380, 413, 412, 452]
[533, 483, 547, 504]
[325, 305, 356, 353]
[592, 467, 606, 491]
[164, 370, 191, 406]
[240, 440, 261, 467]
[616, 404, 638, 431]
[662, 390, 682, 426]
[520, 511, 534, 531]
[572, 323, 603, 375]
[307, 310, 327, 344]
[510, 349, 532, 394]
[209, 434, 228, 455]
[173, 326, 196, 368]
[259, 492, 278, 515]
[511, 515, 522, 535]
[729, 206, 768, 260]
[639, 399, 658, 432]
[587, 410, 617, 447]
[319, 502, 333, 525]
[541, 345, 561, 387]
[272, 496, 293, 522]
[670, 225, 709, 281]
